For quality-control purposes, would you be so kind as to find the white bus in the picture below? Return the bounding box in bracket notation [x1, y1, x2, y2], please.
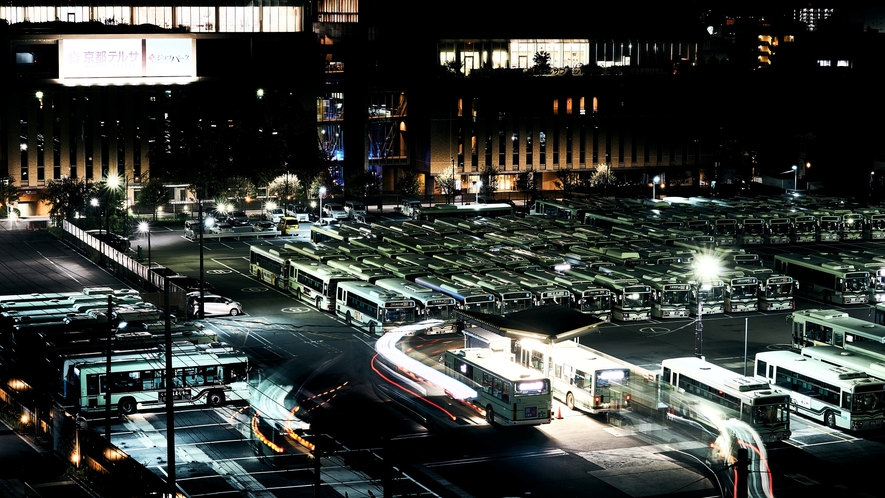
[619, 265, 691, 319]
[755, 350, 885, 431]
[720, 271, 759, 313]
[374, 278, 457, 321]
[788, 309, 885, 360]
[249, 246, 299, 290]
[287, 259, 357, 311]
[414, 275, 498, 313]
[548, 341, 631, 414]
[734, 266, 795, 311]
[444, 348, 552, 426]
[62, 343, 249, 415]
[660, 357, 792, 444]
[565, 267, 653, 321]
[774, 253, 869, 305]
[335, 281, 416, 334]
[448, 273, 534, 315]
[799, 345, 885, 382]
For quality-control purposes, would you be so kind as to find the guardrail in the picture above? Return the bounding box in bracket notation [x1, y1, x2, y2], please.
[185, 230, 283, 241]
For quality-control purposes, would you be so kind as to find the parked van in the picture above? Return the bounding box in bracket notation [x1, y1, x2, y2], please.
[344, 200, 367, 218]
[265, 207, 285, 223]
[398, 198, 423, 218]
[322, 203, 349, 220]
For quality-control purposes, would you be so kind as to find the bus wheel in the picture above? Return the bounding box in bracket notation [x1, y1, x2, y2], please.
[566, 392, 576, 410]
[118, 398, 137, 415]
[485, 405, 495, 425]
[823, 292, 832, 304]
[345, 311, 352, 325]
[207, 391, 226, 408]
[825, 410, 837, 428]
[315, 297, 322, 310]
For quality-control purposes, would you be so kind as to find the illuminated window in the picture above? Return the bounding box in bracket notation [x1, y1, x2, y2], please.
[818, 60, 831, 67]
[566, 98, 573, 115]
[553, 100, 559, 115]
[837, 60, 849, 67]
[457, 98, 463, 118]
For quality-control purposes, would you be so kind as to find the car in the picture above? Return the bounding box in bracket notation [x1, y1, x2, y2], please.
[344, 200, 368, 218]
[166, 276, 216, 293]
[264, 207, 285, 223]
[147, 265, 180, 278]
[353, 213, 377, 225]
[186, 292, 243, 317]
[226, 210, 250, 226]
[287, 204, 311, 222]
[84, 229, 130, 251]
[252, 220, 276, 232]
[277, 216, 301, 235]
[322, 203, 349, 220]
[397, 198, 423, 218]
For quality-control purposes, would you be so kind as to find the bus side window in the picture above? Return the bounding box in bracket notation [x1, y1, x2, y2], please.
[834, 331, 843, 347]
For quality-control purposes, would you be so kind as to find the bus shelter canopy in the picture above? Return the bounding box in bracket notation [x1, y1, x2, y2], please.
[455, 306, 604, 344]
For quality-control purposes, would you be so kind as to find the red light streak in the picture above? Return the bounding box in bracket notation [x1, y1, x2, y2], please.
[371, 354, 458, 421]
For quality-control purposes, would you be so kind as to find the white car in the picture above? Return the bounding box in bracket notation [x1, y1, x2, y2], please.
[187, 292, 243, 317]
[344, 200, 367, 218]
[322, 203, 349, 220]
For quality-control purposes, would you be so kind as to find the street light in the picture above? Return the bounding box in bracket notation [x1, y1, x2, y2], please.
[791, 164, 798, 191]
[652, 175, 661, 201]
[138, 221, 151, 267]
[451, 156, 456, 204]
[693, 254, 720, 359]
[319, 186, 327, 223]
[476, 180, 483, 204]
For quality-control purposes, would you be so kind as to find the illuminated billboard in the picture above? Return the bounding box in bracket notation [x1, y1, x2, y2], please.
[59, 37, 196, 82]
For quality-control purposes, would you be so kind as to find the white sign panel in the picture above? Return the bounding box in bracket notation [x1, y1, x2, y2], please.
[60, 37, 195, 81]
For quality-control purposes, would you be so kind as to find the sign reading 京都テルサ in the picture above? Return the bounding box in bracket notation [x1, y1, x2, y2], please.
[59, 37, 196, 80]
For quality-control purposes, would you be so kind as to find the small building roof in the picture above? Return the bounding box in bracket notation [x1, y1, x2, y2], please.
[455, 306, 604, 344]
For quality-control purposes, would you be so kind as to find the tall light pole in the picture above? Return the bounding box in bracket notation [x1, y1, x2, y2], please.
[319, 186, 326, 222]
[693, 255, 720, 359]
[451, 156, 456, 204]
[138, 221, 151, 267]
[476, 180, 483, 204]
[652, 175, 660, 201]
[791, 164, 798, 191]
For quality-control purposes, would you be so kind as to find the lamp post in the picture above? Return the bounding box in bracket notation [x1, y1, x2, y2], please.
[791, 165, 798, 192]
[451, 156, 456, 204]
[476, 180, 483, 204]
[693, 255, 719, 359]
[138, 221, 151, 267]
[652, 175, 660, 201]
[319, 186, 326, 222]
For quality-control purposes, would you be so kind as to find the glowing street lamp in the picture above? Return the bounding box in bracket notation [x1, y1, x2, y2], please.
[791, 164, 798, 191]
[652, 175, 661, 201]
[319, 186, 327, 222]
[138, 221, 151, 267]
[693, 254, 720, 359]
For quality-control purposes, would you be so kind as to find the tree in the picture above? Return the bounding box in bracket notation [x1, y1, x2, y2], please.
[515, 169, 537, 206]
[135, 178, 169, 220]
[589, 163, 617, 189]
[478, 165, 500, 196]
[263, 173, 302, 206]
[39, 177, 90, 227]
[533, 51, 552, 75]
[554, 167, 581, 197]
[0, 176, 21, 217]
[344, 169, 382, 199]
[220, 176, 257, 210]
[395, 169, 422, 198]
[436, 169, 457, 204]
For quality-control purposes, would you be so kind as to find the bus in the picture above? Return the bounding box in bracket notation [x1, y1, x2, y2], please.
[734, 266, 795, 311]
[817, 214, 841, 242]
[788, 309, 885, 358]
[374, 278, 457, 321]
[832, 254, 885, 304]
[548, 341, 630, 414]
[839, 213, 864, 241]
[619, 265, 691, 319]
[660, 357, 792, 443]
[326, 258, 394, 284]
[249, 245, 299, 290]
[765, 217, 792, 245]
[565, 267, 653, 321]
[443, 348, 552, 426]
[417, 203, 514, 222]
[549, 275, 613, 321]
[789, 214, 818, 243]
[755, 350, 885, 431]
[486, 270, 570, 307]
[335, 280, 417, 334]
[799, 345, 885, 382]
[287, 260, 356, 311]
[414, 275, 497, 313]
[61, 343, 250, 415]
[530, 198, 592, 221]
[864, 213, 885, 240]
[773, 253, 869, 305]
[448, 273, 534, 314]
[283, 241, 344, 263]
[719, 270, 759, 313]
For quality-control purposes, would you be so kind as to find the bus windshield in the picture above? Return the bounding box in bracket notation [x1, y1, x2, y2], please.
[662, 289, 691, 306]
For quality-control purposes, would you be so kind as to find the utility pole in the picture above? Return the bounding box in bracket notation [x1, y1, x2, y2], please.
[164, 278, 176, 496]
[105, 294, 112, 439]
